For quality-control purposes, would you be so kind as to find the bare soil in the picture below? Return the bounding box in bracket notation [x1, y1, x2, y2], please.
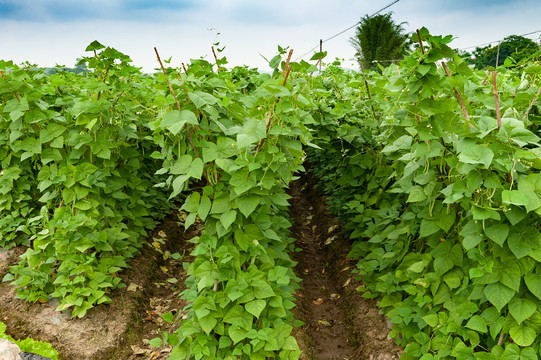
[289, 171, 401, 360]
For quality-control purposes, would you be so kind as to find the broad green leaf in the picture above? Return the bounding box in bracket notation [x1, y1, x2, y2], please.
[170, 155, 193, 175]
[188, 91, 217, 109]
[458, 145, 494, 168]
[235, 195, 259, 218]
[502, 190, 531, 208]
[161, 110, 185, 135]
[419, 219, 439, 237]
[245, 299, 266, 318]
[509, 297, 537, 325]
[198, 193, 211, 220]
[228, 325, 248, 344]
[190, 157, 204, 179]
[508, 226, 541, 259]
[525, 273, 541, 300]
[465, 315, 487, 333]
[220, 210, 237, 230]
[422, 314, 438, 327]
[40, 123, 66, 143]
[199, 315, 217, 334]
[483, 283, 515, 311]
[236, 118, 266, 149]
[407, 185, 427, 203]
[484, 224, 509, 246]
[170, 175, 189, 199]
[509, 325, 536, 347]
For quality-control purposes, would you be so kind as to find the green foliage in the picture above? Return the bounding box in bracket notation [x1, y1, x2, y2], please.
[473, 35, 540, 69]
[0, 45, 171, 316]
[349, 12, 408, 70]
[309, 29, 541, 359]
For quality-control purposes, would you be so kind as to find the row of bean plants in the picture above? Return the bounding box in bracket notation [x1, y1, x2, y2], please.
[308, 29, 541, 359]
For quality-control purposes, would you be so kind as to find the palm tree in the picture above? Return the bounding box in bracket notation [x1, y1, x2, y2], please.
[350, 13, 407, 70]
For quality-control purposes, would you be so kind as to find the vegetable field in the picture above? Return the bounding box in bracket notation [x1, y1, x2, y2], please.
[1, 28, 541, 359]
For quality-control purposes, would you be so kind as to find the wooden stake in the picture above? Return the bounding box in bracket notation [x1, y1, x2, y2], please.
[182, 63, 188, 75]
[442, 62, 473, 129]
[492, 72, 501, 129]
[211, 46, 222, 72]
[283, 49, 294, 79]
[523, 87, 541, 122]
[416, 29, 425, 54]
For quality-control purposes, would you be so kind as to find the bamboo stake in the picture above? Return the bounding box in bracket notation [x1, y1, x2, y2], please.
[154, 47, 201, 160]
[182, 63, 188, 76]
[481, 72, 491, 85]
[283, 49, 294, 79]
[492, 72, 501, 129]
[442, 62, 474, 129]
[523, 87, 541, 122]
[416, 29, 425, 54]
[211, 46, 222, 72]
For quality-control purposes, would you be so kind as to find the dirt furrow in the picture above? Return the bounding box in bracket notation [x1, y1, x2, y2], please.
[290, 171, 401, 360]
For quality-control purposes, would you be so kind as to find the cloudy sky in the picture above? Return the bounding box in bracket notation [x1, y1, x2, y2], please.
[1, 0, 540, 72]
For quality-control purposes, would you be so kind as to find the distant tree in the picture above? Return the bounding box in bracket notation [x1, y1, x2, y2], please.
[350, 13, 408, 70]
[473, 35, 539, 68]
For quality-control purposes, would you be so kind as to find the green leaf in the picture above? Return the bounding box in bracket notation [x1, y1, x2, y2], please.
[422, 314, 438, 327]
[161, 110, 186, 135]
[236, 118, 266, 149]
[465, 315, 488, 333]
[458, 145, 494, 168]
[199, 315, 217, 334]
[148, 337, 162, 348]
[198, 193, 211, 220]
[483, 283, 515, 311]
[407, 185, 427, 203]
[420, 219, 439, 237]
[525, 273, 541, 300]
[190, 157, 204, 179]
[85, 40, 105, 51]
[245, 299, 266, 318]
[228, 325, 248, 344]
[40, 123, 66, 143]
[484, 224, 509, 246]
[188, 91, 217, 109]
[220, 210, 237, 230]
[170, 175, 189, 199]
[235, 195, 260, 218]
[509, 325, 536, 347]
[508, 297, 537, 325]
[508, 226, 541, 259]
[502, 190, 531, 208]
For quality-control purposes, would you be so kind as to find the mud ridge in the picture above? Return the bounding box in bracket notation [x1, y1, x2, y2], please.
[290, 170, 401, 360]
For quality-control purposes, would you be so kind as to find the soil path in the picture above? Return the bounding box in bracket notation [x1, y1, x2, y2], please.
[290, 171, 401, 360]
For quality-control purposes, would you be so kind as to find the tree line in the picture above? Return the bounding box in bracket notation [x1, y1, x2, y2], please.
[350, 13, 540, 70]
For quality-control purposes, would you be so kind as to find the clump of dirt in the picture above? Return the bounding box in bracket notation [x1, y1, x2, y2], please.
[0, 210, 197, 360]
[290, 171, 401, 360]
